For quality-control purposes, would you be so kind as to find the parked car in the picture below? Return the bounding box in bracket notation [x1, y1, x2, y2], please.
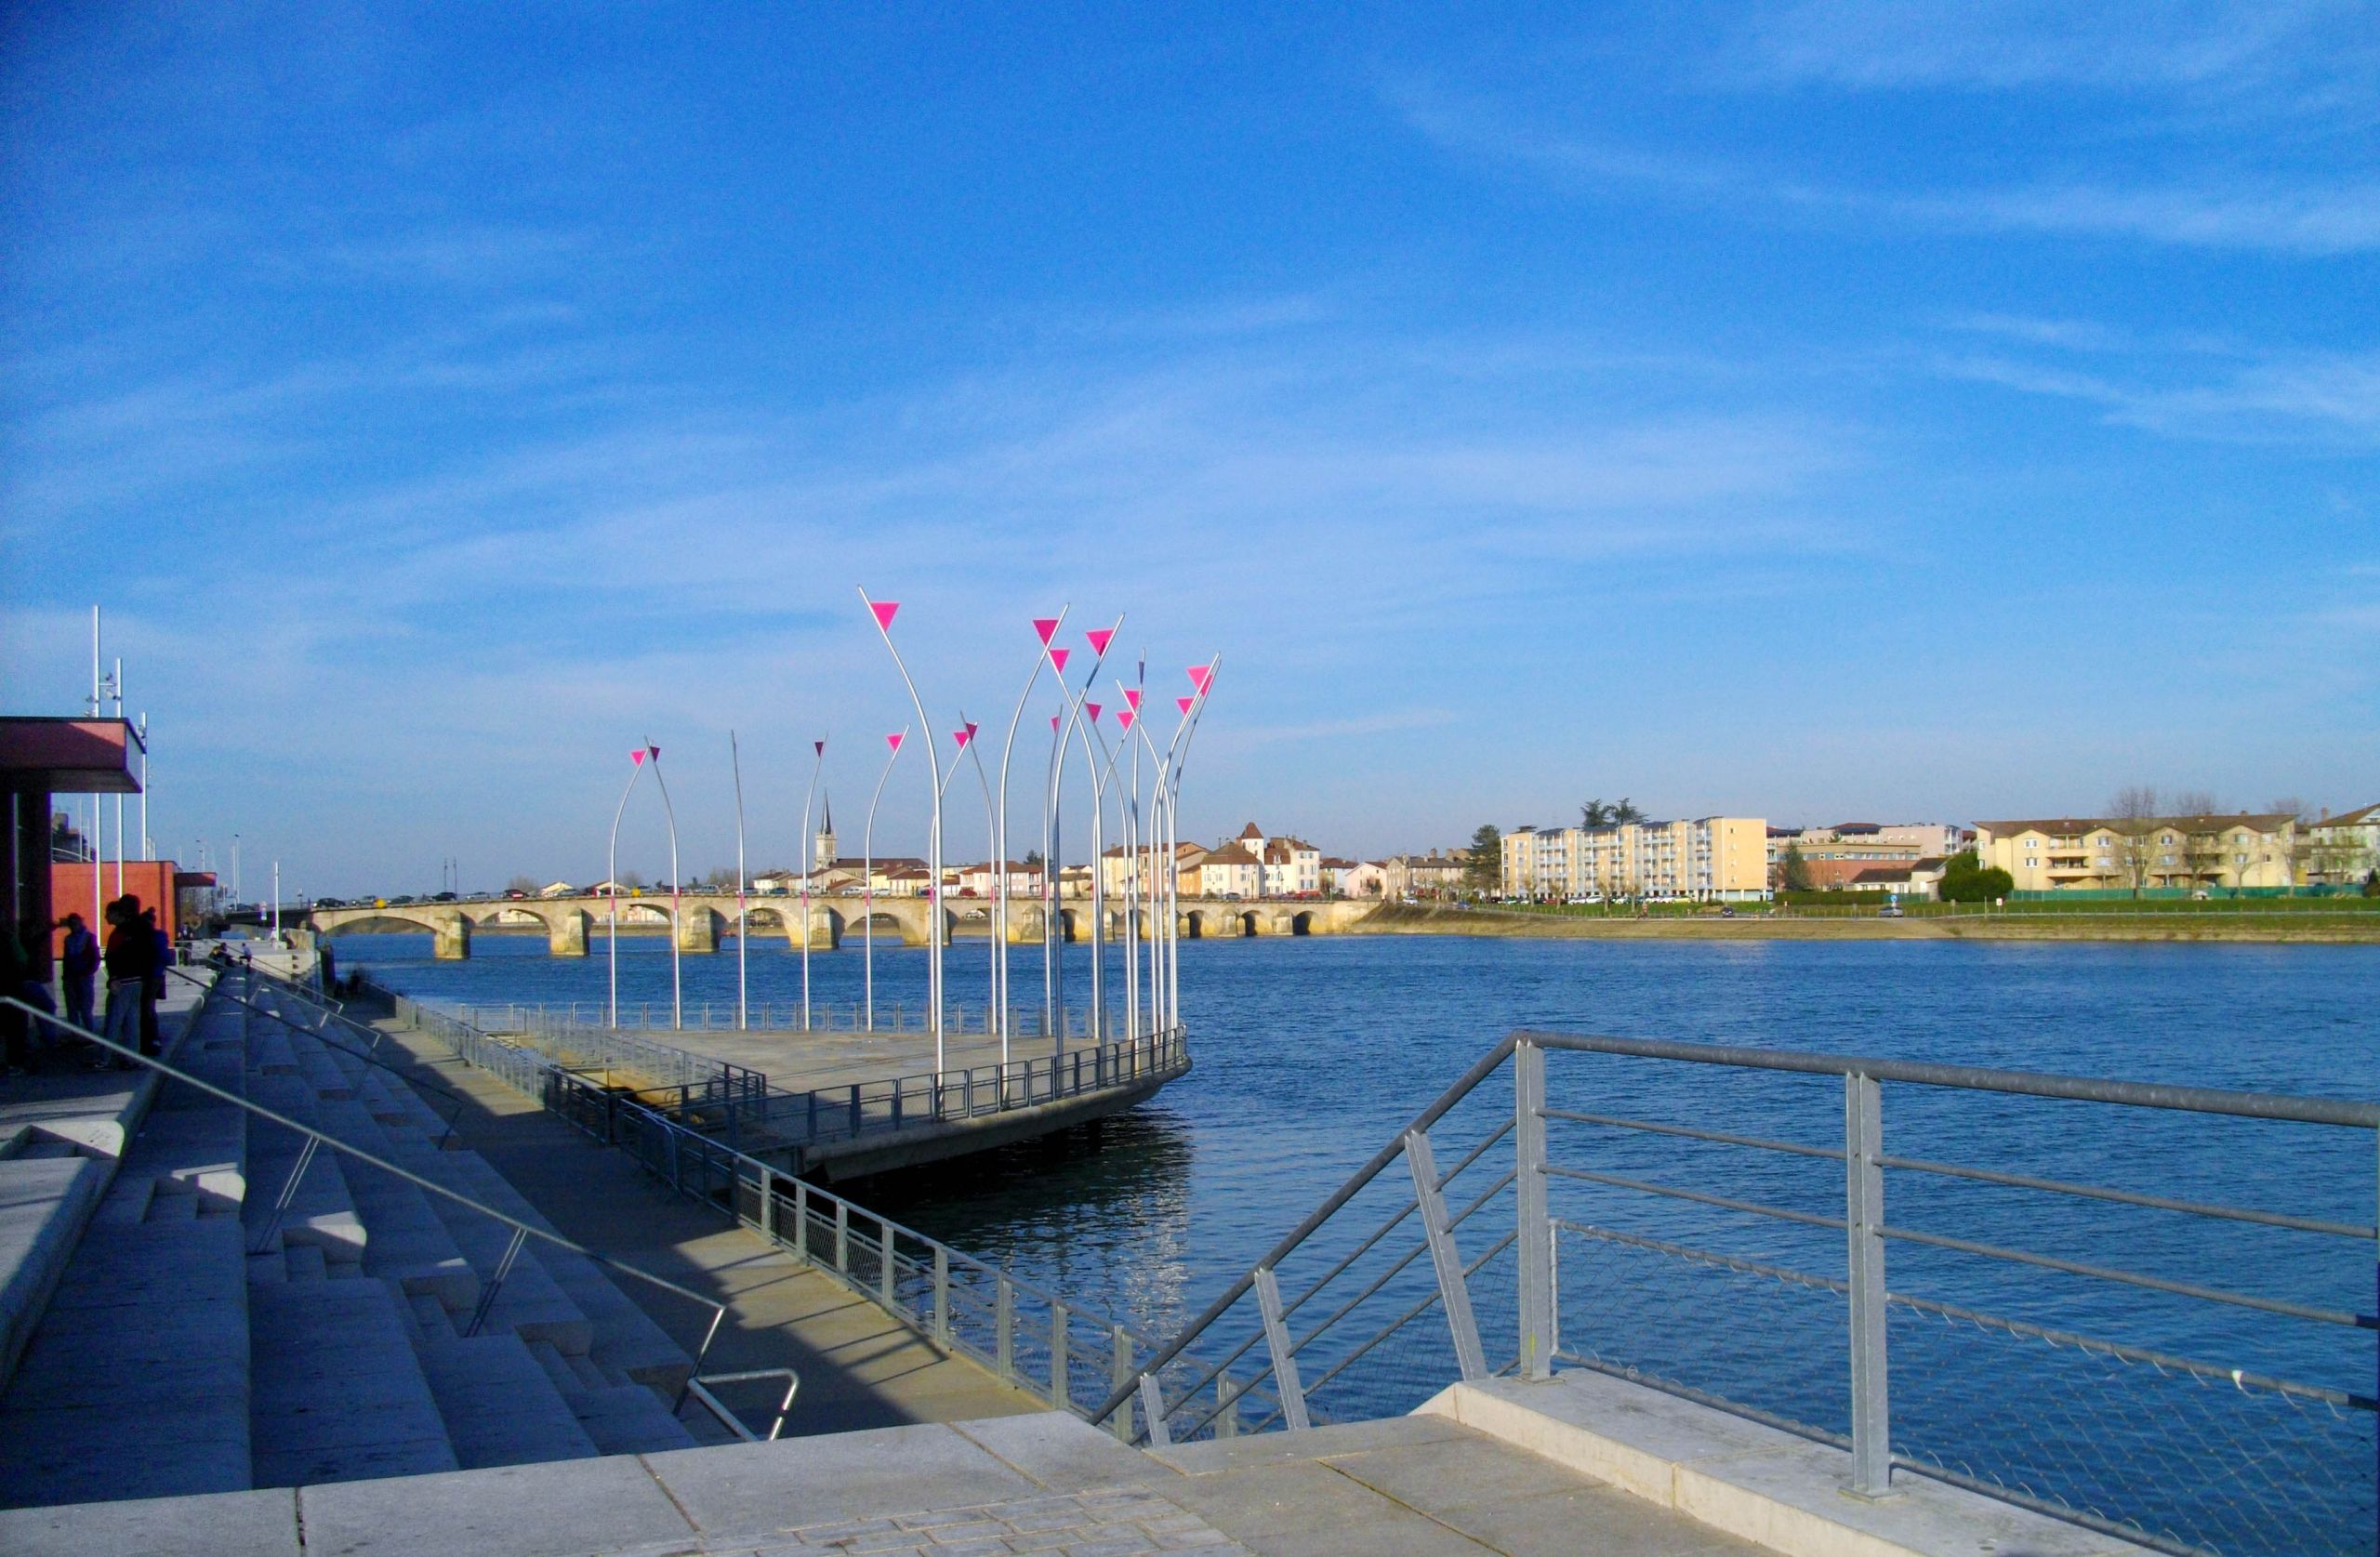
[430, 891, 458, 903]
[1878, 904, 1904, 918]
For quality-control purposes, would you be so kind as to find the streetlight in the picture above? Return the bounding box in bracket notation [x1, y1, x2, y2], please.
[605, 746, 653, 1028]
[863, 730, 907, 1030]
[799, 738, 826, 1030]
[859, 590, 947, 1070]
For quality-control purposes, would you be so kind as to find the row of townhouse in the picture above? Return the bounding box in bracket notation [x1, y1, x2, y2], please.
[1974, 803, 2379, 894]
[1501, 818, 1771, 903]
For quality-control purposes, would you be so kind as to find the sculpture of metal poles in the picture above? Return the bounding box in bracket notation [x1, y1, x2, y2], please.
[863, 729, 906, 1030]
[798, 737, 826, 1030]
[605, 745, 654, 1028]
[860, 590, 947, 1070]
[732, 731, 748, 1030]
[1086, 704, 1133, 1038]
[1040, 700, 1064, 1037]
[649, 740, 685, 1029]
[1165, 662, 1221, 1025]
[994, 610, 1066, 1042]
[953, 718, 1000, 1050]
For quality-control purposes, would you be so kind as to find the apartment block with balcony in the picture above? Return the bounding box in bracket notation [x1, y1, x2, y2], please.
[1973, 813, 2299, 894]
[1503, 817, 1769, 902]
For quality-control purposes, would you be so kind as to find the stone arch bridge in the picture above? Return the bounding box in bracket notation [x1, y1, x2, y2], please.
[307, 893, 1380, 959]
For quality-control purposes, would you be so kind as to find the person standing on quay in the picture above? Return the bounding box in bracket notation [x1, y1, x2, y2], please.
[57, 912, 98, 1032]
[140, 907, 169, 1056]
[98, 897, 152, 1070]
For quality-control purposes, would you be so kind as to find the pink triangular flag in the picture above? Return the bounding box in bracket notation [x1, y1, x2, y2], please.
[869, 600, 900, 632]
[1187, 666, 1212, 693]
[1051, 715, 1060, 731]
[966, 720, 979, 738]
[631, 749, 646, 766]
[1086, 627, 1114, 655]
[1176, 696, 1193, 714]
[1032, 617, 1059, 645]
[886, 732, 904, 752]
[1049, 647, 1071, 671]
[813, 739, 825, 756]
[952, 728, 971, 749]
[1117, 710, 1135, 732]
[1085, 702, 1102, 723]
[1122, 688, 1142, 710]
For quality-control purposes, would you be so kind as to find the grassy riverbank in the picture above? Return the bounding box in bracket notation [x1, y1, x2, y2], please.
[1349, 902, 2380, 943]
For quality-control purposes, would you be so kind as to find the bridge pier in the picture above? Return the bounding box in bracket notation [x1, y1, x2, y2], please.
[548, 909, 588, 957]
[675, 906, 719, 955]
[432, 914, 471, 960]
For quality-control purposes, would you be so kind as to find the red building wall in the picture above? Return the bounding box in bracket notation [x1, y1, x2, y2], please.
[50, 860, 179, 956]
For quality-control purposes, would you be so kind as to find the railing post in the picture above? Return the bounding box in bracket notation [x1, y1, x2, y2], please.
[933, 1247, 950, 1346]
[1404, 1128, 1487, 1381]
[1051, 1299, 1069, 1408]
[834, 1198, 849, 1275]
[1216, 1369, 1237, 1437]
[1514, 1038, 1554, 1380]
[1138, 1374, 1171, 1448]
[1845, 1071, 1894, 1498]
[1109, 1324, 1134, 1443]
[879, 1216, 896, 1310]
[794, 1180, 810, 1263]
[849, 1083, 861, 1138]
[997, 1275, 1015, 1381]
[1252, 1265, 1312, 1432]
[759, 1169, 774, 1240]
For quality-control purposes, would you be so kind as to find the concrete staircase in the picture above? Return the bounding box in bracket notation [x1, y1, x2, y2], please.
[0, 980, 702, 1510]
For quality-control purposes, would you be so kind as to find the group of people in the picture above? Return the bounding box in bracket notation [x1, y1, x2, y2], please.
[0, 896, 175, 1075]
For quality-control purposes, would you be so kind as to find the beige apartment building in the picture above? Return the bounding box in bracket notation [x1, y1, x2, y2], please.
[1502, 817, 1769, 902]
[2303, 803, 2379, 887]
[1973, 813, 2299, 894]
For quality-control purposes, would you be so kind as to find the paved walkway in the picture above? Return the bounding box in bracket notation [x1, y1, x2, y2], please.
[635, 1025, 1105, 1093]
[366, 1012, 1046, 1436]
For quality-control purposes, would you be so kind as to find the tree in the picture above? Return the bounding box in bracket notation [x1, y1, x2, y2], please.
[2108, 785, 2161, 898]
[615, 868, 647, 891]
[505, 875, 539, 895]
[1466, 825, 1502, 893]
[1579, 798, 1648, 829]
[698, 865, 740, 890]
[1778, 841, 1814, 892]
[1023, 849, 1045, 871]
[1938, 851, 2014, 904]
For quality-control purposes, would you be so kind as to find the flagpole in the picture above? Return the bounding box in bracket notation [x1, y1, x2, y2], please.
[731, 732, 748, 1030]
[648, 740, 683, 1029]
[864, 730, 906, 1031]
[799, 738, 826, 1030]
[860, 590, 946, 1070]
[995, 610, 1066, 1041]
[606, 749, 653, 1029]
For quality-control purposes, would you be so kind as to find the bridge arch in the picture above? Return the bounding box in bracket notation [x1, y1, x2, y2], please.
[1290, 910, 1314, 936]
[1181, 909, 1204, 940]
[1238, 911, 1260, 938]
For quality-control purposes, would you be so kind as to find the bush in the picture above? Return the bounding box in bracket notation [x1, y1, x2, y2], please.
[1938, 851, 2014, 904]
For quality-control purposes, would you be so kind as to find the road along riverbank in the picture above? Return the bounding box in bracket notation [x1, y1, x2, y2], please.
[1348, 901, 2380, 943]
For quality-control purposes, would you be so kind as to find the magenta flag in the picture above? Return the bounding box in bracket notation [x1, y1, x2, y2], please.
[1085, 627, 1115, 655]
[869, 600, 900, 632]
[813, 739, 826, 756]
[1049, 647, 1071, 671]
[1051, 715, 1060, 731]
[1085, 702, 1103, 722]
[1176, 696, 1193, 713]
[1033, 617, 1060, 645]
[1122, 687, 1142, 710]
[1187, 665, 1213, 693]
[1117, 709, 1136, 732]
[953, 729, 972, 748]
[631, 749, 646, 766]
[886, 732, 904, 752]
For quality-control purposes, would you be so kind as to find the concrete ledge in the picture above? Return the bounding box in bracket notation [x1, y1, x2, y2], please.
[1417, 1370, 2161, 1557]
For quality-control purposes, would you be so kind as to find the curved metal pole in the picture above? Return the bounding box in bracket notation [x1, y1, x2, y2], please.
[860, 590, 945, 1069]
[863, 730, 906, 1031]
[959, 721, 1000, 1055]
[798, 739, 825, 1031]
[1162, 659, 1222, 1028]
[1042, 710, 1062, 1038]
[731, 732, 747, 1030]
[1085, 709, 1132, 1036]
[995, 608, 1066, 1042]
[648, 742, 684, 1030]
[1049, 619, 1123, 1041]
[605, 755, 650, 1029]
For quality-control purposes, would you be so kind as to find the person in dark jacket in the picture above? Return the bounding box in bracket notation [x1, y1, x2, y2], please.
[99, 897, 153, 1071]
[58, 913, 98, 1032]
[139, 908, 168, 1056]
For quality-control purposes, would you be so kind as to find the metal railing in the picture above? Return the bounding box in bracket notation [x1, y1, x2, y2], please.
[1104, 1030, 2378, 1557]
[456, 999, 1116, 1039]
[403, 992, 1188, 1162]
[398, 998, 1278, 1443]
[2, 977, 797, 1444]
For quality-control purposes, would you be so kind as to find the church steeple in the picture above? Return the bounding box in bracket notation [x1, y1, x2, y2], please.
[815, 792, 837, 867]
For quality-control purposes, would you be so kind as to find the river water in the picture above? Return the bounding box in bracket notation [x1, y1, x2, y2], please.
[338, 929, 2378, 1554]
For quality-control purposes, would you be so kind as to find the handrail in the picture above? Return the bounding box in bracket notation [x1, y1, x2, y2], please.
[1, 989, 737, 1423]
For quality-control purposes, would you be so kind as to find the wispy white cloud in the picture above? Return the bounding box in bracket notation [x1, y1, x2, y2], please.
[1390, 79, 2380, 256]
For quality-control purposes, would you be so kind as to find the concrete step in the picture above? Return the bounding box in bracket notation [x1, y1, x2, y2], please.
[385, 1145, 593, 1356]
[407, 1290, 457, 1342]
[284, 1241, 326, 1281]
[0, 1218, 252, 1506]
[414, 1333, 601, 1470]
[312, 1102, 477, 1313]
[247, 1278, 457, 1488]
[562, 1381, 697, 1456]
[13, 1141, 82, 1160]
[144, 1189, 199, 1223]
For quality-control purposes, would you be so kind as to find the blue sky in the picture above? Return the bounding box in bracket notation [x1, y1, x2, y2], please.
[3, 4, 2375, 894]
